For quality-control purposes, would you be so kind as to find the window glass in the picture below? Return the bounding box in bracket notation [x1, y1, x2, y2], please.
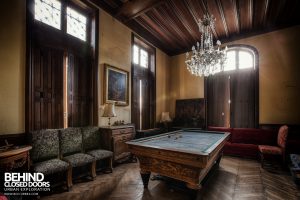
[133, 45, 139, 64]
[140, 49, 148, 68]
[239, 51, 254, 69]
[224, 51, 236, 71]
[35, 0, 61, 29]
[66, 7, 87, 41]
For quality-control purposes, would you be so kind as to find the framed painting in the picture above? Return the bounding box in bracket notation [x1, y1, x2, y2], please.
[104, 64, 129, 106]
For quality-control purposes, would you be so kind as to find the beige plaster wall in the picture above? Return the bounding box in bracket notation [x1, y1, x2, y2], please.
[98, 10, 132, 126]
[227, 26, 300, 124]
[0, 0, 26, 134]
[98, 10, 172, 125]
[156, 49, 171, 122]
[170, 26, 300, 124]
[169, 53, 205, 117]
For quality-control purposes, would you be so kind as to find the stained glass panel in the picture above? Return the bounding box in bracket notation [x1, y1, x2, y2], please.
[239, 51, 254, 69]
[133, 45, 139, 64]
[66, 7, 87, 41]
[140, 49, 148, 68]
[224, 51, 236, 71]
[35, 0, 61, 30]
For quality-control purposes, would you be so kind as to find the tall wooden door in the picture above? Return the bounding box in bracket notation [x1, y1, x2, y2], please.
[31, 44, 64, 130]
[207, 73, 230, 127]
[132, 65, 152, 130]
[230, 69, 257, 128]
[67, 52, 93, 127]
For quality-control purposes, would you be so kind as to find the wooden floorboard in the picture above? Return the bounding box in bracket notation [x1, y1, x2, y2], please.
[41, 156, 300, 200]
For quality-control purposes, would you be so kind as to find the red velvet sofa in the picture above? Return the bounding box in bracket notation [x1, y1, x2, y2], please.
[208, 127, 278, 159]
[208, 126, 300, 159]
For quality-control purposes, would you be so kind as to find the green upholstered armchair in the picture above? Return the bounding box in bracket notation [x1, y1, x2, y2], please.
[59, 127, 96, 180]
[29, 129, 72, 189]
[82, 126, 113, 172]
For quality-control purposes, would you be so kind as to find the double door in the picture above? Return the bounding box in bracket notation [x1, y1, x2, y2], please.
[29, 43, 93, 131]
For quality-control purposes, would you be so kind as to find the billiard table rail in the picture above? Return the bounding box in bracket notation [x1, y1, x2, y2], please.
[126, 130, 230, 156]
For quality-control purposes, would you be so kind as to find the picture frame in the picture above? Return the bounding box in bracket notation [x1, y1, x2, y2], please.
[104, 64, 129, 106]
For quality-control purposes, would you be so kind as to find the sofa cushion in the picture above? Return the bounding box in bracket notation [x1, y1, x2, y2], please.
[278, 125, 288, 148]
[231, 128, 277, 145]
[258, 145, 282, 155]
[60, 127, 82, 156]
[82, 126, 101, 151]
[224, 142, 258, 158]
[64, 153, 95, 168]
[33, 158, 69, 175]
[29, 129, 60, 162]
[87, 149, 113, 160]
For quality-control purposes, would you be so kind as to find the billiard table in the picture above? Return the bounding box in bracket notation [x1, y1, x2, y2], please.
[126, 129, 230, 190]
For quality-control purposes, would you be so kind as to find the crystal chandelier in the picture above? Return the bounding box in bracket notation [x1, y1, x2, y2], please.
[185, 13, 227, 77]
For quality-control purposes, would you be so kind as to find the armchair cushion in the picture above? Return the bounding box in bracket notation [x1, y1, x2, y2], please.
[29, 129, 60, 162]
[87, 149, 113, 160]
[33, 158, 69, 175]
[258, 145, 282, 155]
[64, 153, 95, 168]
[82, 126, 101, 151]
[60, 127, 82, 156]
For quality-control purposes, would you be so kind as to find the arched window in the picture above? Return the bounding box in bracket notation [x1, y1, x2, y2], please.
[207, 45, 258, 128]
[224, 47, 256, 71]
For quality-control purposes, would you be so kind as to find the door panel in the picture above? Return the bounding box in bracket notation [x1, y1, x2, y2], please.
[31, 44, 64, 130]
[67, 52, 93, 127]
[230, 69, 256, 128]
[207, 73, 230, 127]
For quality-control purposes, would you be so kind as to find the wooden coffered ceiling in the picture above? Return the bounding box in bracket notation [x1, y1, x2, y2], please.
[90, 0, 300, 56]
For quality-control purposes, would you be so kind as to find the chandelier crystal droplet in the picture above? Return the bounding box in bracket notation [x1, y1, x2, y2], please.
[185, 14, 227, 77]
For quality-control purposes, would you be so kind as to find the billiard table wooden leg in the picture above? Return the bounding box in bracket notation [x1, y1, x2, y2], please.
[186, 182, 202, 190]
[140, 170, 151, 188]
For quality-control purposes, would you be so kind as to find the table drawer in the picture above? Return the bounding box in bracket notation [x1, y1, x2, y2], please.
[112, 127, 134, 135]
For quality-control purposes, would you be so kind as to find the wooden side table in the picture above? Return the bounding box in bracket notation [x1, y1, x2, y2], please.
[0, 145, 32, 171]
[100, 125, 135, 163]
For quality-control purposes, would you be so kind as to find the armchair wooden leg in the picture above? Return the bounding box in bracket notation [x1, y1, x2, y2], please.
[91, 161, 96, 180]
[109, 157, 113, 173]
[66, 167, 73, 190]
[260, 152, 264, 168]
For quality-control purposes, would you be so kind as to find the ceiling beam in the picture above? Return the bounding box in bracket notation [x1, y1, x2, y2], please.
[137, 15, 180, 50]
[154, 6, 191, 46]
[249, 0, 253, 29]
[167, 0, 199, 42]
[232, 0, 240, 34]
[215, 0, 229, 37]
[142, 12, 186, 49]
[116, 0, 165, 21]
[263, 0, 270, 26]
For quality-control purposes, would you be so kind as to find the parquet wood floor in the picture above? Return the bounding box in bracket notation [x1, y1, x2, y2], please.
[41, 156, 300, 200]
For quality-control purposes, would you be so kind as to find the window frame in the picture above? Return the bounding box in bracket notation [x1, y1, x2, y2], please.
[204, 44, 259, 129]
[131, 33, 156, 130]
[132, 44, 150, 69]
[224, 46, 256, 72]
[33, 0, 91, 43]
[26, 0, 99, 131]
